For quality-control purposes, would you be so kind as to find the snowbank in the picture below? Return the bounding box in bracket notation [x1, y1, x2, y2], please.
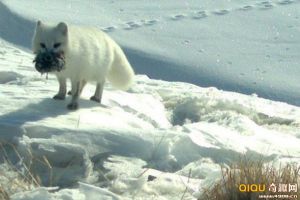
[0, 39, 299, 199]
[0, 0, 300, 199]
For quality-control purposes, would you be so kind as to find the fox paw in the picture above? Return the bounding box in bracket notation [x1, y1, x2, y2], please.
[67, 102, 78, 110]
[53, 94, 65, 100]
[90, 96, 101, 103]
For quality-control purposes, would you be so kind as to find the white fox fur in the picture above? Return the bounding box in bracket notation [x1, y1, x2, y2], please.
[32, 21, 134, 109]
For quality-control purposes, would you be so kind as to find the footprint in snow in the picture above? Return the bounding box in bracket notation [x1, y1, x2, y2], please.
[142, 19, 159, 26]
[256, 1, 274, 9]
[182, 40, 190, 45]
[192, 11, 208, 19]
[277, 0, 294, 5]
[101, 26, 117, 33]
[13, 50, 21, 54]
[123, 21, 142, 30]
[212, 9, 230, 15]
[238, 5, 254, 11]
[170, 14, 186, 21]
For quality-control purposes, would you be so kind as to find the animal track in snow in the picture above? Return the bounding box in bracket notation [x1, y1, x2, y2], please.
[212, 9, 230, 15]
[142, 19, 159, 26]
[277, 0, 294, 5]
[238, 5, 254, 11]
[192, 11, 208, 19]
[123, 21, 142, 30]
[101, 26, 117, 33]
[107, 19, 160, 31]
[103, 0, 296, 33]
[170, 14, 186, 21]
[256, 1, 274, 9]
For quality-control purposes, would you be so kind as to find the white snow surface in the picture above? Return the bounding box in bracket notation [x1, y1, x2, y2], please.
[1, 0, 300, 105]
[0, 1, 299, 200]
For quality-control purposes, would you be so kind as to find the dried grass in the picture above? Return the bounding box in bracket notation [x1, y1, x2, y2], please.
[199, 157, 300, 200]
[0, 142, 53, 199]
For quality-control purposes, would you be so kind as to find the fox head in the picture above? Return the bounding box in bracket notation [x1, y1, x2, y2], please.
[32, 21, 68, 54]
[32, 21, 68, 73]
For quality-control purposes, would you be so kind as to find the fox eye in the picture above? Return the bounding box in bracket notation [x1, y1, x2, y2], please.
[53, 43, 61, 48]
[40, 43, 46, 48]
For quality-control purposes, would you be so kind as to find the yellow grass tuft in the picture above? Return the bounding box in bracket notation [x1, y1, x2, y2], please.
[0, 142, 52, 198]
[199, 157, 300, 200]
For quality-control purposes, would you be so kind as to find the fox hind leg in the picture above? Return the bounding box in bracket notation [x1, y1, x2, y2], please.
[90, 81, 105, 103]
[67, 80, 86, 96]
[79, 80, 87, 95]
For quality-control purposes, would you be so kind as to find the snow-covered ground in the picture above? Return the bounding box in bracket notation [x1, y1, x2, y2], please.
[0, 1, 300, 200]
[1, 0, 300, 106]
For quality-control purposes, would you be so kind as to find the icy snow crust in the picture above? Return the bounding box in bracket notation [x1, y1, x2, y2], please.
[0, 39, 300, 200]
[0, 0, 299, 200]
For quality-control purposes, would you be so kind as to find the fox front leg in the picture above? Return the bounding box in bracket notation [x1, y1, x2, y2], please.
[67, 80, 82, 110]
[53, 76, 66, 100]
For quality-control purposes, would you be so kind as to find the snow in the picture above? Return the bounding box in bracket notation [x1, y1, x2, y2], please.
[0, 0, 299, 199]
[1, 0, 300, 105]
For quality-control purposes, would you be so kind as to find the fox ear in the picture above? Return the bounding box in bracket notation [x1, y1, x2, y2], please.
[57, 22, 68, 36]
[35, 20, 43, 30]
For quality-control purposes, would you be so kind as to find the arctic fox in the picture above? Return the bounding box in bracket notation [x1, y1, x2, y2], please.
[32, 21, 134, 110]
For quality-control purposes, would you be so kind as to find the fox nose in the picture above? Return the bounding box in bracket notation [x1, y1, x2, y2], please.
[45, 55, 52, 61]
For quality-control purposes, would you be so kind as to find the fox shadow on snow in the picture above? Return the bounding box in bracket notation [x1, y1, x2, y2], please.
[0, 96, 101, 128]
